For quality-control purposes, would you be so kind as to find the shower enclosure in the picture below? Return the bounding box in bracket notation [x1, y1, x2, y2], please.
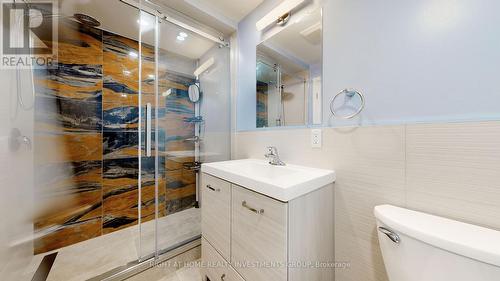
[1, 0, 231, 280]
[256, 60, 308, 127]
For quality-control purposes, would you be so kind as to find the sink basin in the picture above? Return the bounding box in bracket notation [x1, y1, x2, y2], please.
[201, 159, 336, 201]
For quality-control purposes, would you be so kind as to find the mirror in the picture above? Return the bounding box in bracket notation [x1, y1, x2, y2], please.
[188, 84, 201, 103]
[256, 6, 322, 128]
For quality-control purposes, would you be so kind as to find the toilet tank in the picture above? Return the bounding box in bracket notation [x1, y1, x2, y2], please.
[374, 205, 500, 281]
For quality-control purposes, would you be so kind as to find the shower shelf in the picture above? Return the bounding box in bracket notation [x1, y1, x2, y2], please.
[184, 116, 204, 123]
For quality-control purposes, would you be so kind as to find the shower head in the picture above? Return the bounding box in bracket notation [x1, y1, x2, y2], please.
[73, 13, 101, 27]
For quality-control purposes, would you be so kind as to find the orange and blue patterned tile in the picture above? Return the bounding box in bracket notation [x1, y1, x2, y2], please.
[55, 20, 103, 65]
[103, 131, 139, 159]
[102, 157, 139, 214]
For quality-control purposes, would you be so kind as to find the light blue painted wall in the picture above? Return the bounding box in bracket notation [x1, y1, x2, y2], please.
[237, 0, 500, 131]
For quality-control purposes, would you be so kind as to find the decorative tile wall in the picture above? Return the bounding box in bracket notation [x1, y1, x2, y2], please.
[101, 31, 141, 234]
[33, 20, 197, 254]
[34, 20, 104, 255]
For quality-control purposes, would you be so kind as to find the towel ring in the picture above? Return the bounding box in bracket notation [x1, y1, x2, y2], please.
[330, 89, 365, 119]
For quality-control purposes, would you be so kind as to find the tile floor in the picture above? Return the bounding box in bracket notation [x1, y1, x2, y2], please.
[160, 265, 202, 281]
[9, 208, 201, 281]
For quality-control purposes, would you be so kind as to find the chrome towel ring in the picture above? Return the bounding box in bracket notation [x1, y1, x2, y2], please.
[330, 88, 365, 119]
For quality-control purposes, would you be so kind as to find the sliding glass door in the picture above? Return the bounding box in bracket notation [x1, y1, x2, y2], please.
[0, 0, 230, 279]
[138, 9, 232, 260]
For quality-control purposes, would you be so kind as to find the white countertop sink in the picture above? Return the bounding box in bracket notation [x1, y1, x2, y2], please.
[201, 159, 336, 202]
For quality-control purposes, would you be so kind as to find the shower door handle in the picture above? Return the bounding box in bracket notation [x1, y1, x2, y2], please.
[146, 103, 152, 157]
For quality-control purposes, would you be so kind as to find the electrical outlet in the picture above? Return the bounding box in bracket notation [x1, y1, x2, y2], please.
[311, 129, 322, 148]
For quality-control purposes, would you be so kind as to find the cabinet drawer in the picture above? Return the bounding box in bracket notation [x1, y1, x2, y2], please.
[202, 239, 245, 281]
[201, 173, 231, 261]
[231, 185, 288, 281]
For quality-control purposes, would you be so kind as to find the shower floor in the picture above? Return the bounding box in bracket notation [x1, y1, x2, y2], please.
[25, 208, 201, 281]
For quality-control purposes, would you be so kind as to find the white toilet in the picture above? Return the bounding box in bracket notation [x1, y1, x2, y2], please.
[374, 205, 500, 281]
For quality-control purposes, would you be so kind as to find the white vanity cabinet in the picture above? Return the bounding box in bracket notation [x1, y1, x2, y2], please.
[201, 174, 231, 260]
[201, 172, 334, 281]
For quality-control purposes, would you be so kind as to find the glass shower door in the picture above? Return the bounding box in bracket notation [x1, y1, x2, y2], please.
[0, 0, 231, 279]
[257, 61, 281, 127]
[7, 0, 152, 279]
[137, 9, 160, 260]
[155, 20, 204, 256]
[138, 10, 232, 261]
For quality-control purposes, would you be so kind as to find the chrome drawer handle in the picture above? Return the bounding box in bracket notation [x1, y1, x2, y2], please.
[206, 184, 220, 192]
[242, 201, 264, 215]
[378, 226, 401, 244]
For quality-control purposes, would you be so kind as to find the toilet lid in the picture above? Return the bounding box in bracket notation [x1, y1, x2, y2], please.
[374, 204, 500, 267]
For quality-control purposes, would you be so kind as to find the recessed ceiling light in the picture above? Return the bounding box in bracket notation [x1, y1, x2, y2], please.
[123, 70, 131, 76]
[148, 74, 155, 79]
[129, 51, 138, 58]
[179, 32, 188, 38]
[176, 35, 185, 41]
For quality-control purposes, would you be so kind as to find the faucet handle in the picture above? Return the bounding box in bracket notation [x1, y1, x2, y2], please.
[266, 146, 278, 155]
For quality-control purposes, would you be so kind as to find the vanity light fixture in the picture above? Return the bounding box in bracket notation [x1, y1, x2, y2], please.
[256, 0, 305, 31]
[277, 12, 291, 26]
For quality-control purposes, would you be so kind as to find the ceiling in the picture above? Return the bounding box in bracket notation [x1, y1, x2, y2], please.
[156, 0, 264, 28]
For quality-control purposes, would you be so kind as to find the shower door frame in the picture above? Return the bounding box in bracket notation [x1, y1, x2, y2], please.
[120, 0, 228, 46]
[89, 1, 230, 279]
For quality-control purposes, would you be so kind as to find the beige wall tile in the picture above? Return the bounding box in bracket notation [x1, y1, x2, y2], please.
[335, 237, 388, 281]
[331, 126, 405, 281]
[406, 190, 500, 231]
[406, 121, 500, 230]
[329, 126, 406, 190]
[234, 128, 333, 169]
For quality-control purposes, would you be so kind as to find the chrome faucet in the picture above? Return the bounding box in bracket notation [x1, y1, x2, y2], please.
[265, 146, 285, 166]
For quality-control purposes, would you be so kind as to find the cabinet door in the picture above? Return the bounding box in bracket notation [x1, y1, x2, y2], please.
[231, 185, 288, 281]
[201, 173, 231, 260]
[202, 239, 245, 281]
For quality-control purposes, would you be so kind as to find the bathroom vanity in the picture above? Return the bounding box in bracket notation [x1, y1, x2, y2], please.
[200, 159, 335, 281]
